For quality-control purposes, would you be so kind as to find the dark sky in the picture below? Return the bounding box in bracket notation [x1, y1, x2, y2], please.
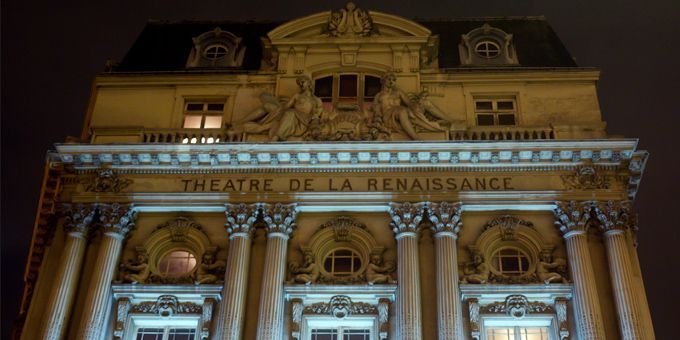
[2, 0, 679, 338]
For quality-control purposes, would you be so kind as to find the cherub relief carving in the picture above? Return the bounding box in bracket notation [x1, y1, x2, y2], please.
[461, 254, 490, 284]
[194, 251, 226, 285]
[536, 253, 568, 284]
[120, 249, 150, 284]
[289, 252, 320, 285]
[366, 254, 395, 285]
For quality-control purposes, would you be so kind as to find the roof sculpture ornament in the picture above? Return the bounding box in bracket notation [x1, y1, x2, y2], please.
[327, 2, 376, 37]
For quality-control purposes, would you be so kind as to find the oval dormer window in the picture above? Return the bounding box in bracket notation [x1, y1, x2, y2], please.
[475, 40, 501, 59]
[203, 44, 229, 60]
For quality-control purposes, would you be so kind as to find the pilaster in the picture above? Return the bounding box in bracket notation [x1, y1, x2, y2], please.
[256, 203, 297, 340]
[389, 202, 425, 340]
[76, 203, 137, 340]
[39, 204, 95, 340]
[427, 202, 464, 340]
[218, 203, 259, 340]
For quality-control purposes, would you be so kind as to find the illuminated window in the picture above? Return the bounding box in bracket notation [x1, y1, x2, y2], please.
[304, 317, 377, 340]
[474, 98, 517, 126]
[314, 74, 381, 111]
[491, 248, 530, 276]
[129, 317, 200, 340]
[158, 250, 197, 278]
[183, 101, 225, 129]
[135, 327, 196, 340]
[310, 328, 371, 340]
[486, 326, 550, 340]
[203, 44, 228, 60]
[475, 40, 501, 58]
[323, 248, 362, 277]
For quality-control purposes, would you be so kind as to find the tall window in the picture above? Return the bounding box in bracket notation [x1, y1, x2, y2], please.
[183, 101, 225, 129]
[311, 328, 371, 340]
[474, 98, 517, 126]
[486, 326, 550, 340]
[305, 317, 376, 340]
[314, 74, 381, 111]
[136, 327, 196, 340]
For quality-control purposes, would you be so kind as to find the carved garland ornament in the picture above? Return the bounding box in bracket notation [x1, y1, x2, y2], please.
[81, 168, 132, 193]
[561, 166, 609, 190]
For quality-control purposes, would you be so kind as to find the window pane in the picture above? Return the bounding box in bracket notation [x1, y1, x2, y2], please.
[186, 103, 204, 111]
[364, 75, 381, 98]
[501, 257, 520, 272]
[477, 114, 495, 126]
[203, 116, 223, 128]
[206, 103, 224, 111]
[334, 257, 352, 274]
[324, 257, 334, 272]
[344, 329, 371, 340]
[183, 115, 203, 129]
[312, 328, 338, 340]
[168, 328, 196, 340]
[520, 327, 549, 340]
[158, 250, 197, 277]
[315, 76, 333, 100]
[136, 328, 164, 340]
[497, 101, 514, 110]
[498, 114, 516, 125]
[487, 327, 514, 340]
[475, 101, 493, 110]
[339, 75, 358, 97]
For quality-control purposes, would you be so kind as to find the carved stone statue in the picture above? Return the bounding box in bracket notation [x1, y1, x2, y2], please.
[289, 252, 320, 285]
[461, 254, 490, 284]
[366, 255, 395, 285]
[236, 76, 323, 141]
[373, 72, 448, 140]
[536, 254, 568, 284]
[195, 252, 226, 285]
[121, 251, 150, 284]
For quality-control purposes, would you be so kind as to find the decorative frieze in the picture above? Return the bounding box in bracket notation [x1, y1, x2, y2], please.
[482, 295, 553, 317]
[129, 295, 202, 315]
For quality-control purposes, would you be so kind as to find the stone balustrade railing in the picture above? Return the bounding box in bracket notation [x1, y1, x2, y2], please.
[451, 126, 555, 141]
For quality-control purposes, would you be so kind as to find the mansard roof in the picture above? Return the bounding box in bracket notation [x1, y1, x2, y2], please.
[115, 16, 576, 73]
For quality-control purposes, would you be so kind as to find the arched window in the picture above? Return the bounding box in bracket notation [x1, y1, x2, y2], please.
[203, 44, 229, 60]
[490, 247, 530, 276]
[157, 250, 197, 278]
[323, 248, 363, 277]
[475, 40, 501, 59]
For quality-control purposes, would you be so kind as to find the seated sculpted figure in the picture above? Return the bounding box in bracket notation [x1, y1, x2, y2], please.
[236, 76, 323, 141]
[195, 252, 226, 285]
[121, 252, 150, 284]
[373, 72, 448, 140]
[290, 253, 320, 285]
[461, 254, 490, 284]
[366, 255, 395, 285]
[536, 254, 568, 284]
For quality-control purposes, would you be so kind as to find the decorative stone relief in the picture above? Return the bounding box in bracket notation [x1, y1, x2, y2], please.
[119, 247, 150, 284]
[366, 255, 395, 285]
[483, 215, 534, 241]
[554, 201, 593, 234]
[389, 202, 426, 235]
[304, 295, 378, 317]
[155, 217, 203, 242]
[593, 200, 635, 233]
[555, 298, 570, 339]
[200, 298, 216, 340]
[113, 297, 130, 339]
[427, 201, 462, 235]
[319, 215, 366, 241]
[129, 295, 202, 316]
[291, 298, 304, 340]
[194, 249, 226, 284]
[224, 203, 260, 236]
[461, 253, 491, 284]
[483, 295, 552, 318]
[378, 298, 390, 339]
[98, 203, 137, 237]
[327, 2, 376, 37]
[561, 166, 609, 190]
[467, 298, 481, 340]
[81, 168, 132, 193]
[61, 203, 96, 235]
[262, 203, 297, 235]
[289, 251, 320, 285]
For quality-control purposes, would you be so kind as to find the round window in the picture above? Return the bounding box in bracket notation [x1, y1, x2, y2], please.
[475, 40, 501, 59]
[157, 250, 197, 278]
[490, 247, 530, 276]
[204, 44, 228, 60]
[323, 248, 362, 277]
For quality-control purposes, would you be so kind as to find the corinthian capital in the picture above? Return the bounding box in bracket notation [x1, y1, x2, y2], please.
[389, 202, 426, 236]
[261, 203, 297, 235]
[224, 203, 260, 237]
[61, 203, 97, 235]
[554, 201, 598, 235]
[98, 203, 137, 237]
[427, 202, 462, 237]
[593, 201, 636, 233]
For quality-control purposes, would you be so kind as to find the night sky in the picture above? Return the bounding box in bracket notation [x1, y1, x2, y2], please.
[2, 0, 679, 338]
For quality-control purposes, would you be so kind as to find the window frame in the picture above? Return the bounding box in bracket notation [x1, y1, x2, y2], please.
[182, 100, 226, 129]
[302, 315, 378, 340]
[473, 97, 518, 126]
[490, 247, 531, 277]
[313, 73, 382, 111]
[475, 40, 502, 59]
[156, 249, 198, 279]
[126, 315, 200, 340]
[481, 315, 559, 340]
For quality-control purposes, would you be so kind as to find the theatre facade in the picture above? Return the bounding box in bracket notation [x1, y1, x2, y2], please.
[16, 3, 654, 340]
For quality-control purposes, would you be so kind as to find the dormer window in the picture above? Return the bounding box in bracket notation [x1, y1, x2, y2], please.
[186, 28, 246, 68]
[459, 24, 519, 66]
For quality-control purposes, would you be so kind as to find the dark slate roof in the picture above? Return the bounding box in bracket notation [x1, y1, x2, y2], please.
[115, 16, 576, 73]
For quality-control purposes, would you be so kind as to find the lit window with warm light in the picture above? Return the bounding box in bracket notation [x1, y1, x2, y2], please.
[183, 101, 225, 129]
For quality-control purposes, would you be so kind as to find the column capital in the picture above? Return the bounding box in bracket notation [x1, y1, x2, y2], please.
[97, 203, 137, 237]
[594, 201, 637, 235]
[60, 203, 96, 236]
[261, 203, 297, 236]
[389, 202, 426, 236]
[426, 201, 462, 238]
[554, 201, 600, 236]
[224, 203, 260, 238]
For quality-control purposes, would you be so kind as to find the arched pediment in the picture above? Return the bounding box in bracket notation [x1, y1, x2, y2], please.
[268, 3, 431, 41]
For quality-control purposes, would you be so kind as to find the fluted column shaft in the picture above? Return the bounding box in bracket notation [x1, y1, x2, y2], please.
[219, 233, 253, 339]
[396, 232, 422, 339]
[604, 229, 644, 339]
[433, 232, 463, 340]
[76, 231, 125, 339]
[256, 233, 289, 340]
[564, 230, 606, 340]
[39, 230, 87, 340]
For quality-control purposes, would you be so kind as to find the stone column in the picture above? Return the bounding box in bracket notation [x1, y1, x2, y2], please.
[554, 201, 605, 340]
[76, 204, 137, 340]
[596, 201, 645, 340]
[427, 202, 464, 340]
[39, 204, 96, 340]
[256, 203, 297, 340]
[217, 203, 260, 340]
[389, 202, 425, 340]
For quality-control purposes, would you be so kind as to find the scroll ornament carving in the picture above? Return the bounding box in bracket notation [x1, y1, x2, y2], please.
[113, 298, 130, 339]
[427, 202, 462, 236]
[98, 203, 137, 236]
[61, 203, 96, 235]
[82, 168, 132, 193]
[555, 298, 570, 340]
[291, 299, 304, 339]
[378, 299, 390, 339]
[468, 298, 481, 340]
[320, 215, 367, 242]
[156, 217, 203, 242]
[483, 295, 552, 319]
[483, 215, 534, 241]
[200, 299, 216, 340]
[224, 203, 260, 236]
[129, 295, 202, 316]
[262, 203, 297, 235]
[561, 166, 609, 190]
[304, 295, 378, 318]
[389, 202, 426, 235]
[327, 2, 375, 37]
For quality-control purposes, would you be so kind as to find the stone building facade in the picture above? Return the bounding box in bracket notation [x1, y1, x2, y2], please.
[15, 3, 654, 340]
